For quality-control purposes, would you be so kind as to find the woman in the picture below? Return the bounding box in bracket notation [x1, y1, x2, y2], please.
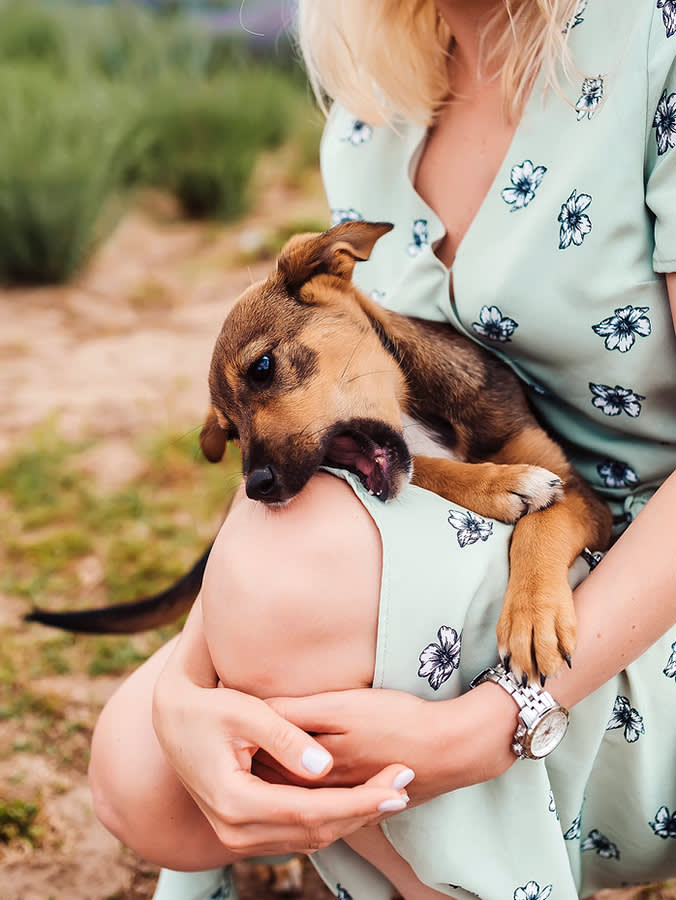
[88, 1, 676, 898]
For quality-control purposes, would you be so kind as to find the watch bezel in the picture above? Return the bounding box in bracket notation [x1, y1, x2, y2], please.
[516, 706, 570, 759]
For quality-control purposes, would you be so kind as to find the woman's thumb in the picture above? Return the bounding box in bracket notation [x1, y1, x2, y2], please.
[251, 701, 334, 780]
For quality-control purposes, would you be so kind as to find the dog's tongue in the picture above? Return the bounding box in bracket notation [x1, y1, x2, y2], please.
[326, 435, 375, 474]
[325, 435, 389, 496]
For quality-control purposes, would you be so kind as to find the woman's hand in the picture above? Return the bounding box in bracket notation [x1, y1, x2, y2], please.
[263, 684, 519, 804]
[149, 598, 414, 865]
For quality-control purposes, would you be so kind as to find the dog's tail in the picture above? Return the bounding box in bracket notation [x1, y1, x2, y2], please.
[24, 547, 211, 634]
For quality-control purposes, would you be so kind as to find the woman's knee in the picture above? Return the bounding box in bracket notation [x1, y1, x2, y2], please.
[201, 473, 383, 695]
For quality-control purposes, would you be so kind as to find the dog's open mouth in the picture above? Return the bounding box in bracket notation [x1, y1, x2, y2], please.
[322, 421, 411, 501]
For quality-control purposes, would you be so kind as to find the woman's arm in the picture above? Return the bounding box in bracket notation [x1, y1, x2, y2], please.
[668, 272, 676, 332]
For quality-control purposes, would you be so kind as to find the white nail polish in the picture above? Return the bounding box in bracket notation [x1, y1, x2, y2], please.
[391, 768, 415, 791]
[302, 746, 332, 774]
[377, 796, 408, 813]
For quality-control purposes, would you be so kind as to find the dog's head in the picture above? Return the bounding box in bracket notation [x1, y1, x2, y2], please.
[200, 220, 412, 504]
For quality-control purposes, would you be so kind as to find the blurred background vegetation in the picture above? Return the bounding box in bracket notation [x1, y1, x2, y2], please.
[0, 0, 320, 284]
[0, 5, 333, 894]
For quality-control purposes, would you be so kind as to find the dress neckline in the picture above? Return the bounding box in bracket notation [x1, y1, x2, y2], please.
[403, 64, 547, 285]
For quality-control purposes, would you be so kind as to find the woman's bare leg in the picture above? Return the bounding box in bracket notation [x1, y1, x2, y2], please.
[89, 473, 391, 869]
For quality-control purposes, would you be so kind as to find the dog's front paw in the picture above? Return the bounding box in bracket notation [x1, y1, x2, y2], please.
[506, 466, 564, 521]
[482, 465, 563, 524]
[496, 580, 576, 684]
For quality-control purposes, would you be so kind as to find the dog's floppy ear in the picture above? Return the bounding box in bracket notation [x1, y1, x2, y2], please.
[277, 221, 393, 291]
[200, 406, 230, 463]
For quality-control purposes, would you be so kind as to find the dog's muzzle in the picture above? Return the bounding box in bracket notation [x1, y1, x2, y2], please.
[243, 419, 412, 505]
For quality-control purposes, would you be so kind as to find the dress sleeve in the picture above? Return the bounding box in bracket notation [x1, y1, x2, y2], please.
[645, 2, 676, 273]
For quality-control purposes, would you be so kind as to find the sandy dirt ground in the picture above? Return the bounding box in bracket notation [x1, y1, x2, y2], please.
[0, 177, 336, 900]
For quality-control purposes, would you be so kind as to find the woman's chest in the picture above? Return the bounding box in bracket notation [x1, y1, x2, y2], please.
[413, 82, 516, 270]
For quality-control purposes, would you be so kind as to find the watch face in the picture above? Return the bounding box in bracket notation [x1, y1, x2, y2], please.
[529, 708, 569, 758]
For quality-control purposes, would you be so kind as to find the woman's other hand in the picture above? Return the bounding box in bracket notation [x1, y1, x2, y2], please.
[263, 684, 518, 803]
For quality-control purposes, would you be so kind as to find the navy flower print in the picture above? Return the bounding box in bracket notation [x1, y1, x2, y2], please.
[589, 383, 644, 417]
[337, 885, 354, 900]
[209, 870, 232, 899]
[576, 76, 604, 120]
[331, 208, 363, 226]
[472, 305, 519, 342]
[657, 0, 676, 37]
[581, 829, 620, 859]
[448, 509, 494, 547]
[653, 90, 676, 155]
[650, 806, 676, 839]
[664, 641, 676, 679]
[548, 790, 559, 819]
[418, 625, 462, 690]
[564, 811, 582, 840]
[501, 160, 547, 210]
[597, 460, 639, 489]
[341, 119, 373, 145]
[514, 881, 552, 900]
[558, 190, 592, 249]
[592, 305, 651, 352]
[606, 695, 645, 742]
[564, 0, 587, 31]
[370, 289, 386, 304]
[407, 218, 429, 256]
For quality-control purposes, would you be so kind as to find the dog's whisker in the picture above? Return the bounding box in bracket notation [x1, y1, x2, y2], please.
[339, 331, 369, 382]
[343, 369, 397, 384]
[170, 423, 205, 448]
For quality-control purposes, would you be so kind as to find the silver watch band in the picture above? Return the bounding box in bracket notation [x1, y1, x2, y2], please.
[470, 663, 569, 760]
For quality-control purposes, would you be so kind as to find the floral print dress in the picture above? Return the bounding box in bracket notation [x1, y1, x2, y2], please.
[324, 0, 676, 531]
[308, 0, 676, 898]
[151, 2, 676, 900]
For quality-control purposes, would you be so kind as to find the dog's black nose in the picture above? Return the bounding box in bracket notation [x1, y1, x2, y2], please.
[246, 466, 277, 500]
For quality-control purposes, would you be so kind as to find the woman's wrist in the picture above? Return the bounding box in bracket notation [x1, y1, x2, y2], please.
[417, 682, 519, 797]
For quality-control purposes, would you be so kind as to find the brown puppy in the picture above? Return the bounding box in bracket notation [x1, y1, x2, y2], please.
[26, 221, 611, 682]
[199, 221, 611, 682]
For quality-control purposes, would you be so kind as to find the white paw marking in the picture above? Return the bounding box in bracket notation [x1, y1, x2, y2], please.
[512, 467, 564, 514]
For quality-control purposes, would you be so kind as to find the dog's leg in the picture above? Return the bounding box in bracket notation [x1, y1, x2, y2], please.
[496, 489, 602, 682]
[489, 427, 612, 681]
[411, 456, 564, 523]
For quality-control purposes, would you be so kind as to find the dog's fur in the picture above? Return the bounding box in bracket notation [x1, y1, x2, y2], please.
[26, 221, 611, 681]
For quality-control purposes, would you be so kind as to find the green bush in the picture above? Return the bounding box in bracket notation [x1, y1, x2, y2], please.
[138, 68, 310, 219]
[0, 1, 319, 282]
[0, 64, 143, 285]
[0, 1, 69, 73]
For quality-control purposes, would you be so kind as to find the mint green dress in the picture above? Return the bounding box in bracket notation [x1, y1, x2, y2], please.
[152, 1, 676, 898]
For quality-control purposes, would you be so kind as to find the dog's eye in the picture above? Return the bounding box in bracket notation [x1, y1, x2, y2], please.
[247, 354, 275, 386]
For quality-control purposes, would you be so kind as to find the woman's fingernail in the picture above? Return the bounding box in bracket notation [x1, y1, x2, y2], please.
[302, 746, 332, 774]
[377, 796, 409, 813]
[391, 768, 415, 791]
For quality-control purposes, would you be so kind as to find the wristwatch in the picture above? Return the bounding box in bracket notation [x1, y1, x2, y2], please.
[470, 663, 569, 760]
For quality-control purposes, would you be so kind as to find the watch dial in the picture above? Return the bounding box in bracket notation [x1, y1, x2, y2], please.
[530, 709, 569, 757]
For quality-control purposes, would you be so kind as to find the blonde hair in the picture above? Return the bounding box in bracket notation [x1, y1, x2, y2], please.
[296, 0, 583, 126]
